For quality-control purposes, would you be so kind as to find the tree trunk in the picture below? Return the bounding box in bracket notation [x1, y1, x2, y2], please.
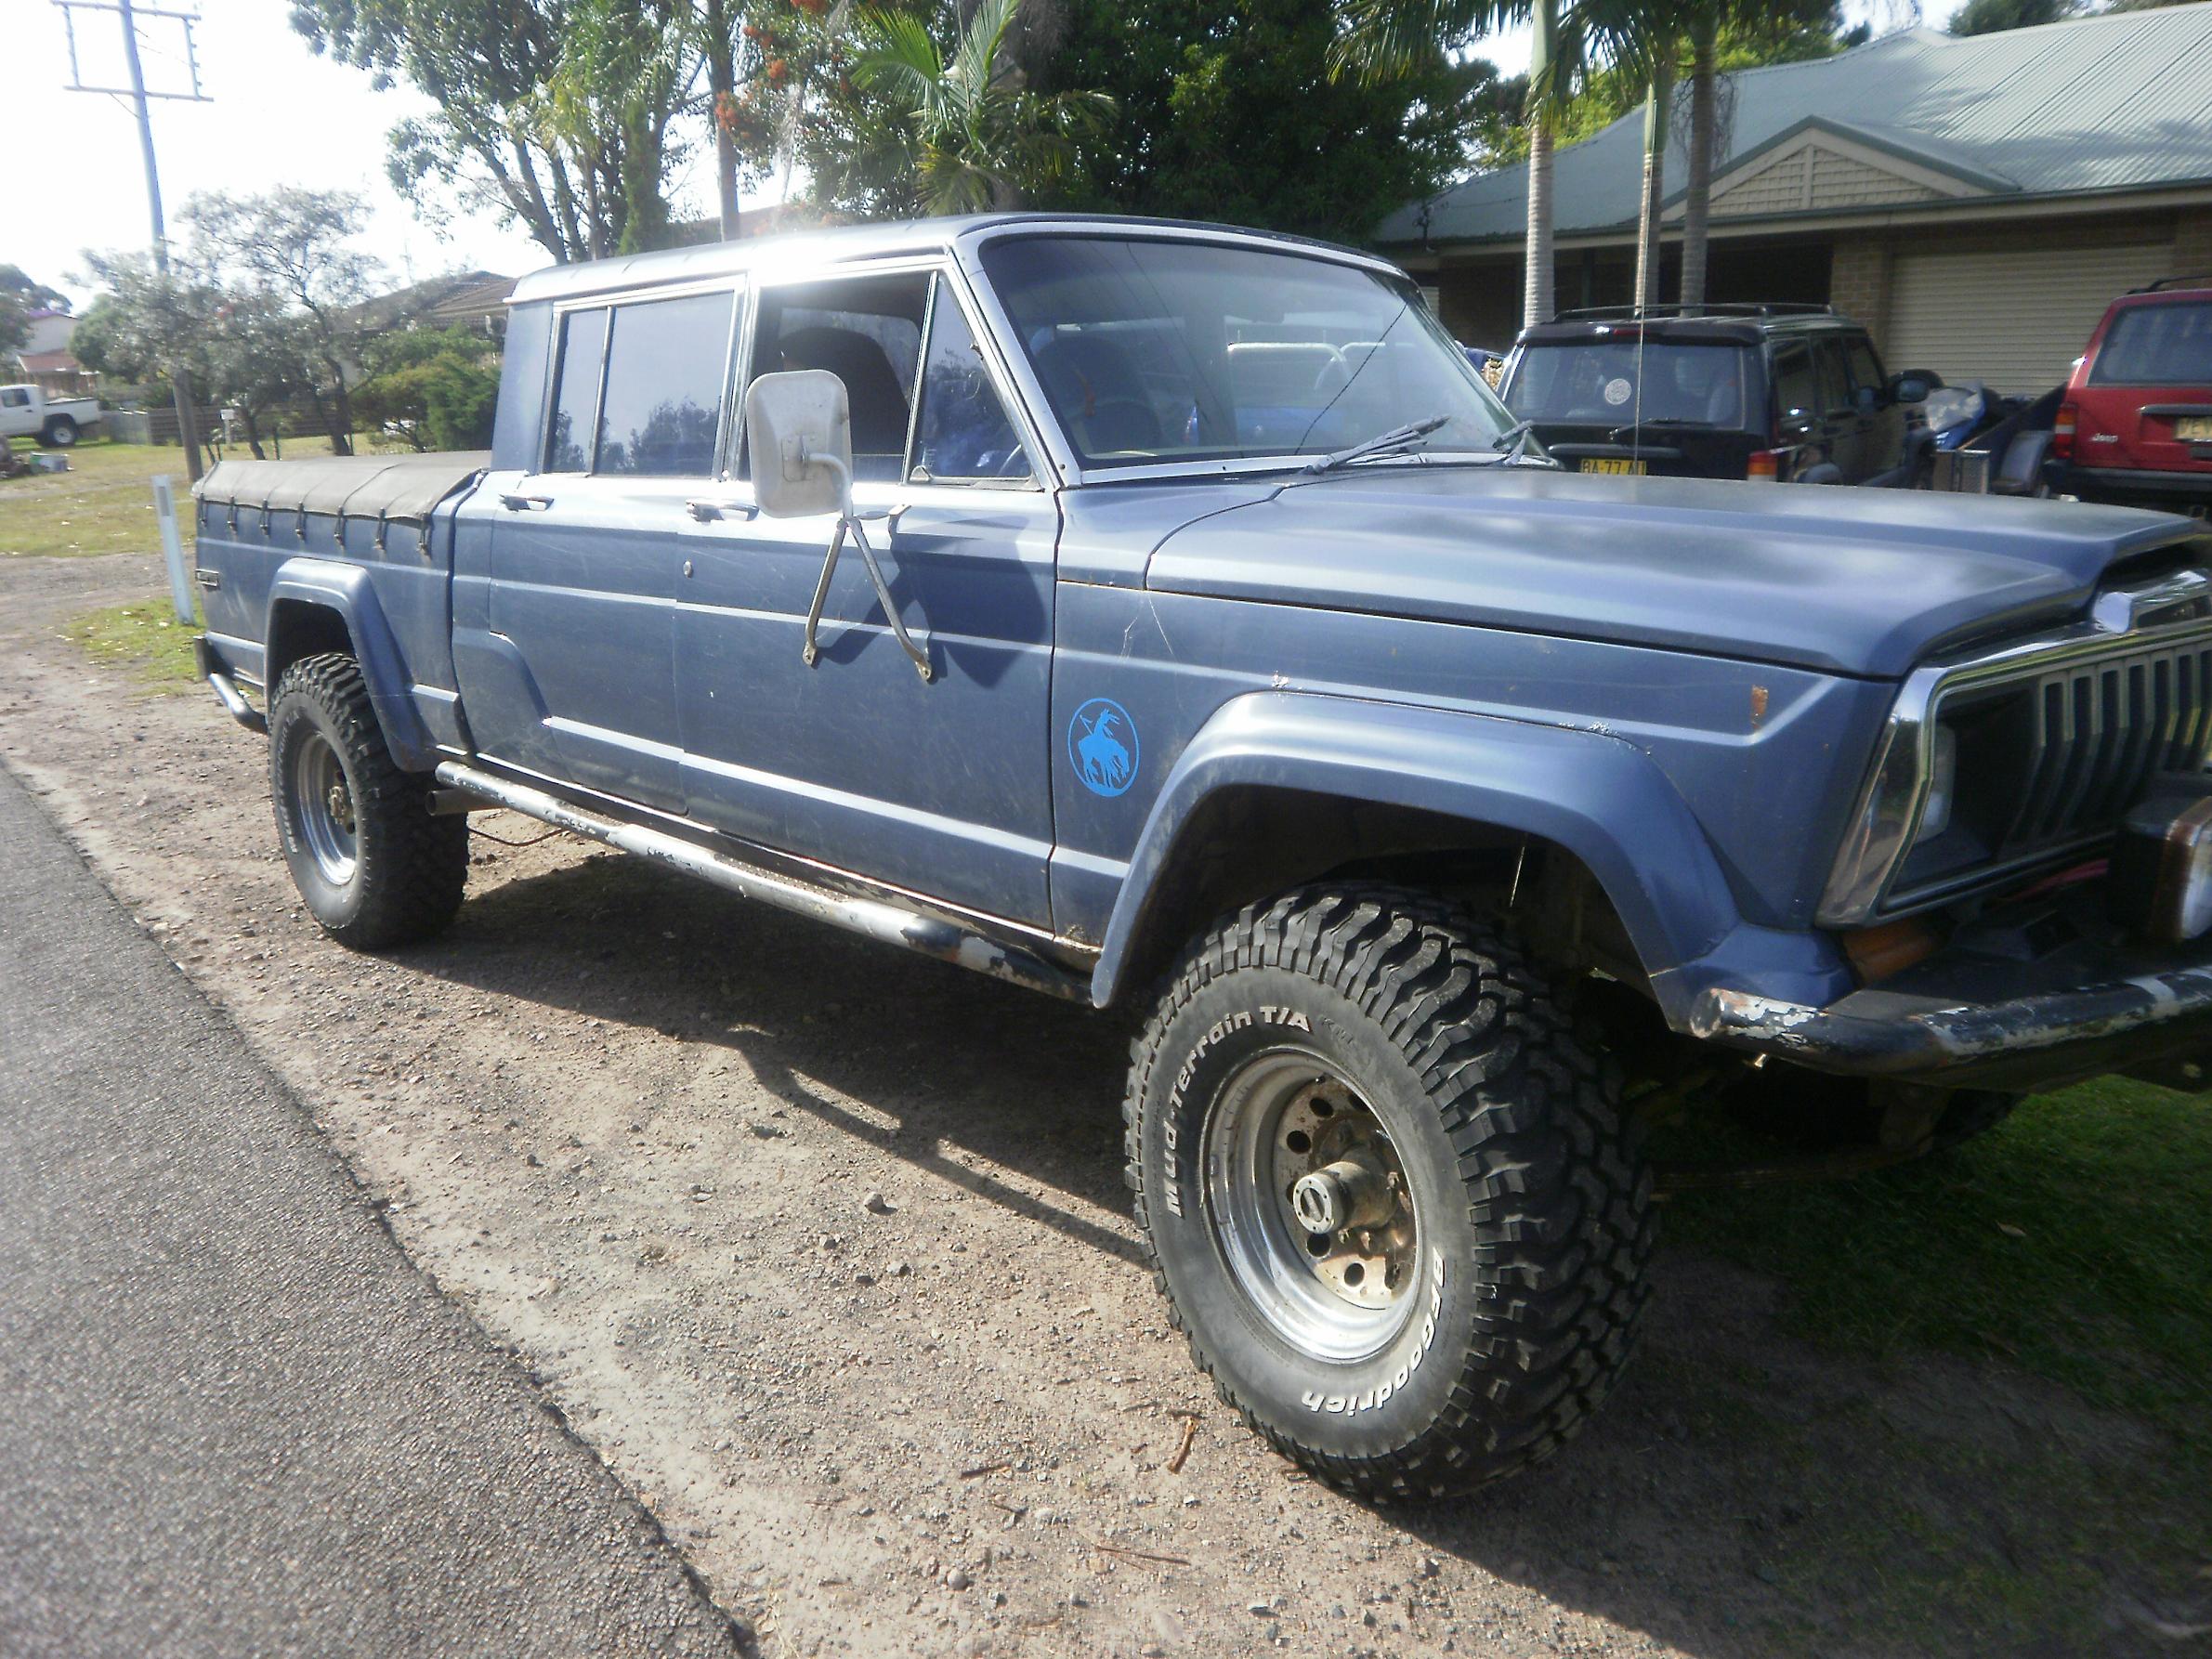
[1680, 17, 1717, 314]
[1521, 0, 1559, 330]
[242, 405, 266, 461]
[1634, 60, 1673, 314]
[706, 0, 740, 239]
[1523, 120, 1554, 329]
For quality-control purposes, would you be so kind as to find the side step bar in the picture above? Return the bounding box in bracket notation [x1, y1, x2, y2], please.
[208, 671, 267, 734]
[431, 761, 1093, 1004]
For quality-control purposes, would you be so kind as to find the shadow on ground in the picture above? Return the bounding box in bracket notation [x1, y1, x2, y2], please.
[404, 847, 2205, 1659]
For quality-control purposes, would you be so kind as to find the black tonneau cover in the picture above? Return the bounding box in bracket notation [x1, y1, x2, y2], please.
[193, 451, 490, 527]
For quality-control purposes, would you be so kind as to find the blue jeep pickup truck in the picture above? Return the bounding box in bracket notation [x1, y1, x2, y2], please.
[192, 215, 2212, 1498]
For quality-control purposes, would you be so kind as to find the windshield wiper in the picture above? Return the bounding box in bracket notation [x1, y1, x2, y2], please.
[1302, 414, 1449, 476]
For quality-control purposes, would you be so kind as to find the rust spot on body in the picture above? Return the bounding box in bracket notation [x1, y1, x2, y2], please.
[1749, 685, 1770, 727]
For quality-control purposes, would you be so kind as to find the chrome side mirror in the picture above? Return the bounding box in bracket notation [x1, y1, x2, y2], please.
[744, 368, 933, 684]
[744, 370, 854, 519]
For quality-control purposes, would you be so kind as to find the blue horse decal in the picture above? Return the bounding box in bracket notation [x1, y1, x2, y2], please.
[1069, 698, 1139, 798]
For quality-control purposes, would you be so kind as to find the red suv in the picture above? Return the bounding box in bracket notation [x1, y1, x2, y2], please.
[2054, 277, 2212, 515]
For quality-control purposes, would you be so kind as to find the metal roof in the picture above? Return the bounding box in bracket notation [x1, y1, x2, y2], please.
[1376, 2, 2212, 247]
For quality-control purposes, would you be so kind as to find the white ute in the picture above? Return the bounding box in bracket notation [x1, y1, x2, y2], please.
[0, 384, 101, 447]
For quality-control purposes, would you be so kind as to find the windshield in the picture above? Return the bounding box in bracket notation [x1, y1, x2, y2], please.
[1504, 340, 1752, 428]
[979, 236, 1514, 470]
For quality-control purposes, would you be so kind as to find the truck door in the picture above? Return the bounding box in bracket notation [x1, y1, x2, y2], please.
[475, 286, 740, 813]
[1843, 333, 1904, 485]
[673, 267, 1058, 928]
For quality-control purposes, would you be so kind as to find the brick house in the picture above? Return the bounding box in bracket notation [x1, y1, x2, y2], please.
[1375, 4, 2212, 392]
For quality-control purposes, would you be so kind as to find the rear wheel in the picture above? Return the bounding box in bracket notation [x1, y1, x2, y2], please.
[39, 416, 78, 448]
[1124, 885, 1655, 1498]
[268, 653, 465, 948]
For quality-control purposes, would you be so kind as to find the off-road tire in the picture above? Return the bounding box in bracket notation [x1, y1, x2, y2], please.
[1124, 884, 1656, 1499]
[269, 652, 465, 948]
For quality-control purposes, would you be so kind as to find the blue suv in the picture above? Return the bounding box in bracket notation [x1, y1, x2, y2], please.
[191, 216, 2212, 1497]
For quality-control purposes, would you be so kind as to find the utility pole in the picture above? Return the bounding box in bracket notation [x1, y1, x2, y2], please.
[56, 0, 210, 481]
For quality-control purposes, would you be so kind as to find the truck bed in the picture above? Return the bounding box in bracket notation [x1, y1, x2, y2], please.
[191, 451, 490, 760]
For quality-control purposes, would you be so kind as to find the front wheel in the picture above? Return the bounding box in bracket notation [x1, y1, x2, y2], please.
[1124, 885, 1655, 1498]
[268, 653, 466, 948]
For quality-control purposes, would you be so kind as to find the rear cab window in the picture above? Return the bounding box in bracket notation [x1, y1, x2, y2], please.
[540, 288, 739, 477]
[1771, 346, 1817, 420]
[1504, 339, 1753, 429]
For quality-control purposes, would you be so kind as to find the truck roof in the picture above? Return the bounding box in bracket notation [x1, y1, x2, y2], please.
[506, 214, 1403, 307]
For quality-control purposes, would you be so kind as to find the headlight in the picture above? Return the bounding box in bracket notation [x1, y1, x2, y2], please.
[1912, 725, 1957, 847]
[2112, 791, 2212, 943]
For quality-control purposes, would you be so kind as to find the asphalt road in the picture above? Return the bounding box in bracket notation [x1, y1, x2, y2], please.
[0, 763, 750, 1659]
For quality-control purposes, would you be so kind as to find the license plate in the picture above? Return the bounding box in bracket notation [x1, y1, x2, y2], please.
[2177, 414, 2212, 441]
[1578, 457, 1646, 476]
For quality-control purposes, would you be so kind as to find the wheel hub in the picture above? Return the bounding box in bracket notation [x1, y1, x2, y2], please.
[1202, 1056, 1422, 1361]
[290, 730, 360, 886]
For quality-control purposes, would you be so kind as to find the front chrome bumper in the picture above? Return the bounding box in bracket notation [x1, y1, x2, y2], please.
[1690, 938, 2212, 1093]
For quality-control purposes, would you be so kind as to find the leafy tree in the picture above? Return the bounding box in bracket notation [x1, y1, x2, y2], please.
[0, 266, 70, 313]
[290, 0, 778, 261]
[1033, 0, 1504, 242]
[1949, 0, 2079, 31]
[187, 188, 383, 453]
[1, 266, 69, 360]
[1336, 0, 1622, 327]
[74, 254, 311, 459]
[353, 327, 504, 451]
[826, 0, 1113, 215]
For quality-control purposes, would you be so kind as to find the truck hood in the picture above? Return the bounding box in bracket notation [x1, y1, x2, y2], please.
[1140, 466, 2203, 678]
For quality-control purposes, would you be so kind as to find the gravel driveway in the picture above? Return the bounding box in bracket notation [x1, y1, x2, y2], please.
[2, 551, 2190, 1658]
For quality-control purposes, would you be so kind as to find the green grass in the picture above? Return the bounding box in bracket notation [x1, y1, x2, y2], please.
[1655, 1080, 2212, 1647]
[1661, 1079, 2212, 1444]
[61, 597, 204, 691]
[0, 432, 409, 558]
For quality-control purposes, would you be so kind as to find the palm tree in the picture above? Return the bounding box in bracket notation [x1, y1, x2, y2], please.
[1334, 0, 1607, 329]
[1672, 0, 1837, 309]
[849, 0, 1113, 215]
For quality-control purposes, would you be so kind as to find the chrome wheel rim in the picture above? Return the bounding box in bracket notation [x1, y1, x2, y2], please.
[291, 730, 358, 886]
[1201, 1051, 1421, 1363]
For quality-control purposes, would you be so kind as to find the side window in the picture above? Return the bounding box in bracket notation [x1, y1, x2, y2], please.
[911, 280, 1030, 484]
[1772, 346, 1816, 419]
[1814, 339, 1853, 414]
[595, 290, 737, 477]
[1845, 336, 1884, 397]
[543, 307, 608, 473]
[3, 386, 33, 409]
[745, 273, 928, 483]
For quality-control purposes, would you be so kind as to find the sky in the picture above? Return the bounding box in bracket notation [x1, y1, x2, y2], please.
[7, 0, 1968, 312]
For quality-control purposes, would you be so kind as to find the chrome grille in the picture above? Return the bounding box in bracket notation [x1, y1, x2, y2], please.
[2003, 642, 2212, 853]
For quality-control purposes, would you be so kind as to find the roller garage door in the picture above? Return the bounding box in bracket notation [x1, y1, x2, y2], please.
[1881, 240, 2175, 394]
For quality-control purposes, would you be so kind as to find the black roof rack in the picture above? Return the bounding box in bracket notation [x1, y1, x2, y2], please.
[1549, 301, 1836, 321]
[2127, 274, 2212, 294]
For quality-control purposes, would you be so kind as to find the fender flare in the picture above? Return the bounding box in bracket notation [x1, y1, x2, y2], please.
[265, 558, 438, 772]
[1089, 691, 1747, 1016]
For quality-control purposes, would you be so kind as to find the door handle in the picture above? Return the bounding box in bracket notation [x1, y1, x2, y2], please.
[500, 492, 554, 513]
[686, 499, 757, 522]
